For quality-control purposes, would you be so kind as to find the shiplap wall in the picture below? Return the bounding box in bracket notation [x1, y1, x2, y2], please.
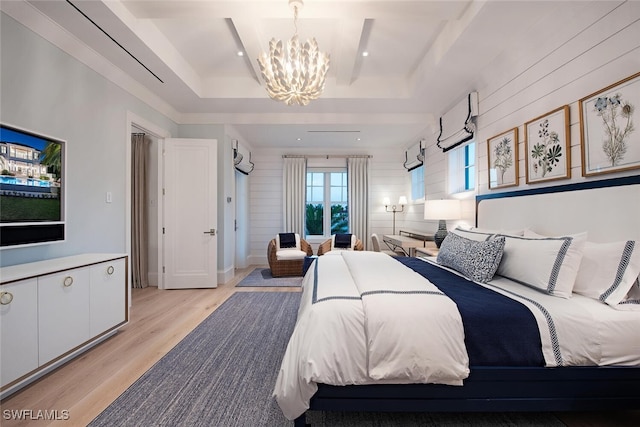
[246, 1, 639, 264]
[419, 0, 640, 229]
[247, 147, 408, 264]
[476, 1, 640, 195]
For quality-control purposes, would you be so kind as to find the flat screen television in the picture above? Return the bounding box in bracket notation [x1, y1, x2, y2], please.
[0, 124, 66, 248]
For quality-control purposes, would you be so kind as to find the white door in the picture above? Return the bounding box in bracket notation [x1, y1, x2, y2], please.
[162, 138, 218, 289]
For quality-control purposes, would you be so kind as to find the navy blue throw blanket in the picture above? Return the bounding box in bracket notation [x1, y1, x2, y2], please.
[334, 233, 352, 248]
[396, 257, 545, 367]
[279, 233, 297, 248]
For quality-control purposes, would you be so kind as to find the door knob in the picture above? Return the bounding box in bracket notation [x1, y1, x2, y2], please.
[203, 229, 216, 236]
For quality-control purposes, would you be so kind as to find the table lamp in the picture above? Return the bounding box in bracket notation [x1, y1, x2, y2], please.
[424, 199, 461, 248]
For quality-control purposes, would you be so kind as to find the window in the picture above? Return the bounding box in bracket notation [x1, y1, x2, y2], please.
[411, 165, 425, 201]
[305, 169, 348, 237]
[448, 142, 476, 193]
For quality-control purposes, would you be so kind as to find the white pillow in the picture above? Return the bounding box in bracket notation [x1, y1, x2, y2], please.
[573, 240, 640, 307]
[496, 232, 587, 298]
[450, 227, 495, 242]
[617, 277, 640, 311]
[472, 227, 525, 236]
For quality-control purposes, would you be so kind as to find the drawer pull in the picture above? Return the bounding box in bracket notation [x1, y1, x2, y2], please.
[107, 265, 115, 275]
[0, 291, 13, 305]
[63, 276, 74, 287]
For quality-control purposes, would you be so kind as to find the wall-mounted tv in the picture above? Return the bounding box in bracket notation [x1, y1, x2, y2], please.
[0, 124, 66, 248]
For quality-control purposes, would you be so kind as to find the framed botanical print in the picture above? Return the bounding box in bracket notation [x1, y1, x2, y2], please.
[524, 105, 570, 184]
[487, 127, 519, 189]
[579, 71, 640, 177]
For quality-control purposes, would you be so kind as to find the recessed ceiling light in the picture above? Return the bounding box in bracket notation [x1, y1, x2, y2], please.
[357, 138, 361, 141]
[362, 51, 369, 57]
[297, 138, 302, 141]
[237, 51, 244, 57]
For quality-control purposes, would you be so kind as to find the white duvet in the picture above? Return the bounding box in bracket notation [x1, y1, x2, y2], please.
[274, 251, 469, 420]
[273, 252, 640, 420]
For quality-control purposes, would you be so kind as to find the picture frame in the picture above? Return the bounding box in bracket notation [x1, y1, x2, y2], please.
[524, 105, 570, 184]
[579, 71, 640, 177]
[487, 127, 519, 189]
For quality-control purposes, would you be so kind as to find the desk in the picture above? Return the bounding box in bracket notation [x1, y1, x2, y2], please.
[415, 245, 439, 257]
[383, 234, 432, 256]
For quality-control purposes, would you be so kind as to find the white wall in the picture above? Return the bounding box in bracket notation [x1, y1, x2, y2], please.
[0, 13, 178, 268]
[247, 146, 410, 265]
[421, 0, 640, 228]
[0, 14, 237, 283]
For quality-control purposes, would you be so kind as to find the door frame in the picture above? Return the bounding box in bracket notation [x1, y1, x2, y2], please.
[125, 112, 170, 294]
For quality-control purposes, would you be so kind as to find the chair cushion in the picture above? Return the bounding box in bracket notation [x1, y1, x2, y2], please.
[276, 249, 308, 261]
[276, 233, 300, 251]
[331, 234, 356, 250]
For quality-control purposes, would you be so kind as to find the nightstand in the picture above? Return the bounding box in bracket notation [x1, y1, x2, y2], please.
[415, 245, 439, 257]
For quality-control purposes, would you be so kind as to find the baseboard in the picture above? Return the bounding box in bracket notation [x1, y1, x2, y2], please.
[148, 271, 159, 287]
[248, 254, 267, 266]
[218, 265, 234, 284]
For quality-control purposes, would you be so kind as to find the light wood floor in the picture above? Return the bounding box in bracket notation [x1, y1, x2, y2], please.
[0, 265, 301, 427]
[1, 265, 637, 427]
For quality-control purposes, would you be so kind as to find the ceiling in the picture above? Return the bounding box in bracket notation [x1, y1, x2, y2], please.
[2, 1, 617, 149]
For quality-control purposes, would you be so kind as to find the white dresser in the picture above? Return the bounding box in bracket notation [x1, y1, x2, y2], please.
[0, 254, 128, 399]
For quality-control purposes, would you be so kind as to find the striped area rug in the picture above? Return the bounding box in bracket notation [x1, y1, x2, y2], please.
[90, 291, 564, 426]
[236, 267, 303, 287]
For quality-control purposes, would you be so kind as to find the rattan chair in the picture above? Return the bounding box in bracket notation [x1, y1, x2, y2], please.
[317, 234, 364, 256]
[267, 236, 313, 277]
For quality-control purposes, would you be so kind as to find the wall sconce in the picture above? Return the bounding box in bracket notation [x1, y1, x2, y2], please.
[384, 196, 407, 235]
[424, 199, 461, 248]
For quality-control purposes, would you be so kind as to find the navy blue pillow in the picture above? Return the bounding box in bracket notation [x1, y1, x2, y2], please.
[334, 233, 353, 249]
[278, 233, 296, 248]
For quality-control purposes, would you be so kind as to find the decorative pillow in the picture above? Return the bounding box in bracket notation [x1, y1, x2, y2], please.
[496, 232, 587, 298]
[436, 232, 506, 283]
[331, 234, 356, 250]
[573, 240, 640, 307]
[277, 233, 300, 250]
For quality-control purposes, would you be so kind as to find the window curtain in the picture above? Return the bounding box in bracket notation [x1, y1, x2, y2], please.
[283, 157, 306, 235]
[348, 157, 369, 249]
[131, 133, 150, 289]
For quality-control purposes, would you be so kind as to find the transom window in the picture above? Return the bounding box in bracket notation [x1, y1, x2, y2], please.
[305, 169, 348, 237]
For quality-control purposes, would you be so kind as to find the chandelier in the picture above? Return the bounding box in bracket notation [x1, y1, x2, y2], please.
[257, 0, 330, 106]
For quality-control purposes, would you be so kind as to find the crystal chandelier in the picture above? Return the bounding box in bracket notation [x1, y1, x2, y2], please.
[257, 0, 330, 106]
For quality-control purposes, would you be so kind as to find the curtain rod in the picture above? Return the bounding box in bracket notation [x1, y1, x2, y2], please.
[282, 154, 372, 159]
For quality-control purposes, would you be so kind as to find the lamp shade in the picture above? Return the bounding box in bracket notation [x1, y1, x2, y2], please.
[424, 199, 461, 220]
[398, 196, 408, 205]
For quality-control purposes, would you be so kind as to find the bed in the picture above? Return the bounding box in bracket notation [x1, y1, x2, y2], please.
[274, 175, 640, 426]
